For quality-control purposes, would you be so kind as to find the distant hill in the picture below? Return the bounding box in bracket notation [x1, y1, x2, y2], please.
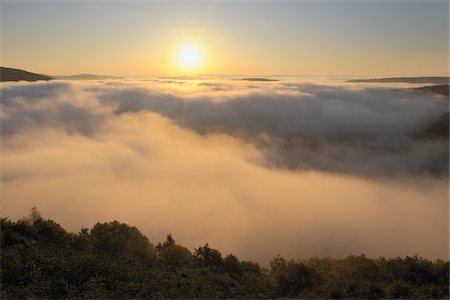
[237, 78, 279, 82]
[0, 67, 53, 82]
[421, 112, 449, 139]
[348, 77, 449, 85]
[411, 84, 449, 97]
[53, 74, 120, 80]
[410, 84, 449, 139]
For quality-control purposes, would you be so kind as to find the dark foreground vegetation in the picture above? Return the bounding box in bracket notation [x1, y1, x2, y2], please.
[1, 209, 448, 299]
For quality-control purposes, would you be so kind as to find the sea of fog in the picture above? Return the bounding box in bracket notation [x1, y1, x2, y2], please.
[1, 77, 448, 264]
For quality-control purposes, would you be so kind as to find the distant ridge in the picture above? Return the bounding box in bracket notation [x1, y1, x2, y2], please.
[53, 74, 120, 80]
[237, 77, 279, 82]
[411, 85, 449, 97]
[348, 77, 449, 84]
[0, 67, 53, 82]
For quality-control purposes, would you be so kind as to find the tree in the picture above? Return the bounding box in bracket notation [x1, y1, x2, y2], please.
[195, 244, 223, 268]
[89, 221, 155, 258]
[156, 234, 193, 268]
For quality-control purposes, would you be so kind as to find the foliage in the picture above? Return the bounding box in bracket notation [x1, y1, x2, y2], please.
[1, 209, 448, 299]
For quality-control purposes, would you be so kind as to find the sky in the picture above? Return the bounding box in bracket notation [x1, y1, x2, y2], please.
[1, 0, 449, 76]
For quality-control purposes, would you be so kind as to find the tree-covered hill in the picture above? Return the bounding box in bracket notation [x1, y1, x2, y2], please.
[1, 209, 448, 299]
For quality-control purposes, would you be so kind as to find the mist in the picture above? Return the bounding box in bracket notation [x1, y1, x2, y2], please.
[1, 79, 448, 264]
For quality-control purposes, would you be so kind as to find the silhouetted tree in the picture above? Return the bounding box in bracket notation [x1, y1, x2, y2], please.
[89, 221, 155, 258]
[156, 234, 193, 268]
[195, 244, 223, 268]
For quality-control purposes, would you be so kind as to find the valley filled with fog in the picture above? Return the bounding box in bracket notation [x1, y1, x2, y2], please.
[1, 78, 448, 263]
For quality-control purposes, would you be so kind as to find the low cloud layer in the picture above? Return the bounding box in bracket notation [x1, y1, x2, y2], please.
[2, 79, 447, 177]
[1, 79, 448, 263]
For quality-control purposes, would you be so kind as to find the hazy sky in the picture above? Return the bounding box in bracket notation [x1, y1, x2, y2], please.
[1, 0, 449, 76]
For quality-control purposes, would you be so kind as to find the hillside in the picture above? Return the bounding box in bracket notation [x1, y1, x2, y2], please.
[1, 209, 448, 299]
[237, 78, 279, 82]
[411, 84, 449, 97]
[420, 112, 449, 139]
[348, 77, 449, 85]
[0, 67, 53, 82]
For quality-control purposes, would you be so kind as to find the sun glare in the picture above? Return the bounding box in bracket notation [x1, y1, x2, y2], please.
[177, 43, 202, 71]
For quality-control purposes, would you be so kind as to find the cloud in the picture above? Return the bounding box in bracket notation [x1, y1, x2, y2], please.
[91, 81, 449, 176]
[1, 82, 105, 136]
[97, 82, 446, 139]
[1, 79, 448, 263]
[2, 79, 447, 177]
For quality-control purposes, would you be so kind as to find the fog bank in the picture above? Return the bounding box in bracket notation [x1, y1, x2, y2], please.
[1, 79, 448, 263]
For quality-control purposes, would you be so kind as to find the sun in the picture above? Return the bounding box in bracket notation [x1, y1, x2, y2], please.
[177, 43, 202, 72]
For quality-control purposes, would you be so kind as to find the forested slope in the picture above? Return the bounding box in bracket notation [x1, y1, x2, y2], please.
[1, 209, 448, 299]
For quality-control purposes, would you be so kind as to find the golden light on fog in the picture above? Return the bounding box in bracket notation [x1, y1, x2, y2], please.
[177, 43, 202, 71]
